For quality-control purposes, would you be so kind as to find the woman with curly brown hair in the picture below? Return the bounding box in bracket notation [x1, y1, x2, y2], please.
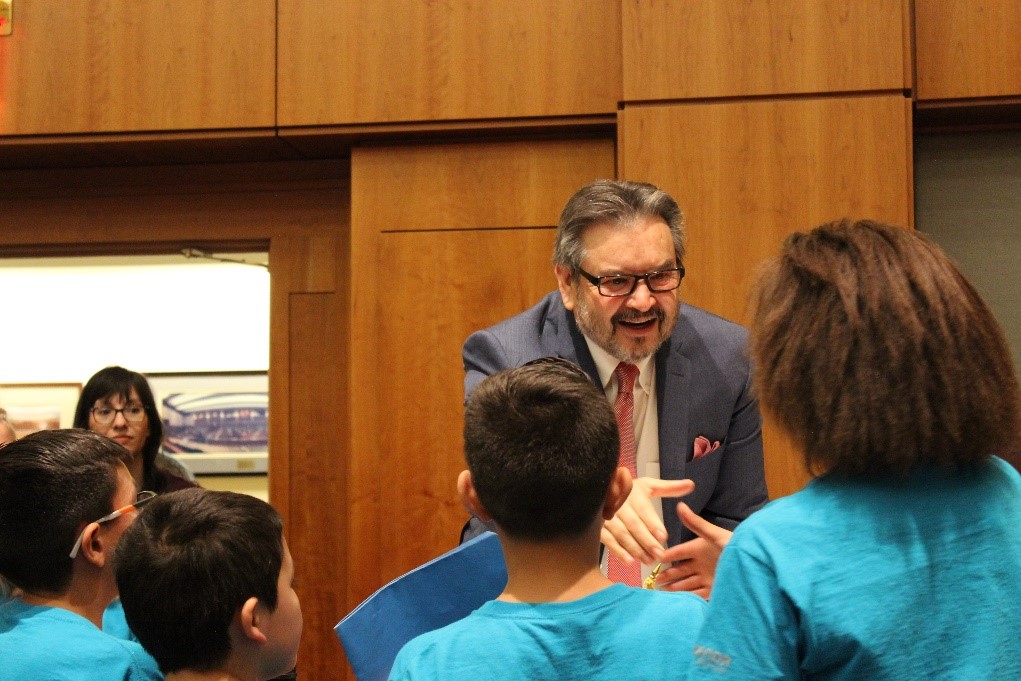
[687, 220, 1021, 680]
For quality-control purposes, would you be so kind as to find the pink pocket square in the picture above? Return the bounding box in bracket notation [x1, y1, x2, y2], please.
[693, 436, 721, 460]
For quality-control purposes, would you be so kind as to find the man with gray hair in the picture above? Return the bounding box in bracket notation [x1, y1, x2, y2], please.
[462, 179, 767, 596]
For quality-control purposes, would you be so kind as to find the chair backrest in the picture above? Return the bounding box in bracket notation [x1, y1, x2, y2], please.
[335, 531, 507, 681]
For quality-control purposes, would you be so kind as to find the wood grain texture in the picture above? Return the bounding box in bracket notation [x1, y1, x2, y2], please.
[620, 95, 913, 498]
[0, 1, 275, 135]
[0, 162, 345, 246]
[286, 291, 349, 681]
[622, 0, 907, 101]
[349, 139, 613, 628]
[374, 229, 557, 581]
[353, 139, 616, 231]
[278, 0, 621, 125]
[915, 0, 1021, 100]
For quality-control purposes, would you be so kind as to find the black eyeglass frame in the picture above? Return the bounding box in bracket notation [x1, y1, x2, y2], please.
[89, 405, 147, 425]
[576, 265, 686, 297]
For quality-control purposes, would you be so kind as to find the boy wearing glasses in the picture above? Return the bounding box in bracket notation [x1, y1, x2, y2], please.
[462, 179, 767, 597]
[115, 488, 302, 681]
[390, 359, 706, 680]
[0, 429, 161, 681]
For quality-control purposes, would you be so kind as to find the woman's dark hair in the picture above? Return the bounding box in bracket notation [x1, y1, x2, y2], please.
[73, 366, 170, 492]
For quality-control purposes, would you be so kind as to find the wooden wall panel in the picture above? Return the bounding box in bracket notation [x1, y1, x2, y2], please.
[0, 162, 342, 246]
[622, 0, 907, 101]
[354, 139, 616, 231]
[375, 229, 557, 580]
[349, 139, 614, 621]
[620, 95, 913, 498]
[0, 1, 275, 135]
[285, 291, 348, 681]
[915, 0, 1021, 101]
[278, 0, 621, 126]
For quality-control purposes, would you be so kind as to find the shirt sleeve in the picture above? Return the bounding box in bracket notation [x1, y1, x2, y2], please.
[686, 540, 800, 680]
[462, 329, 512, 400]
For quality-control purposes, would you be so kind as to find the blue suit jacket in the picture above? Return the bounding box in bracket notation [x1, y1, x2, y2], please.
[462, 291, 768, 548]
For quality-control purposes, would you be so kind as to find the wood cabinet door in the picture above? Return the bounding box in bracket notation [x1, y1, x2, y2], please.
[915, 0, 1021, 100]
[0, 1, 275, 135]
[347, 139, 614, 614]
[278, 0, 620, 126]
[620, 95, 913, 498]
[623, 0, 907, 101]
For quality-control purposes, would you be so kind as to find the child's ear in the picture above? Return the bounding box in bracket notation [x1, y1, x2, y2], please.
[602, 467, 633, 520]
[78, 523, 109, 568]
[456, 470, 492, 521]
[238, 597, 268, 645]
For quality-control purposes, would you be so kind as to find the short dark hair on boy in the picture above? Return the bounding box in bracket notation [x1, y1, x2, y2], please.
[115, 488, 284, 674]
[749, 219, 1021, 476]
[0, 429, 124, 593]
[464, 357, 619, 540]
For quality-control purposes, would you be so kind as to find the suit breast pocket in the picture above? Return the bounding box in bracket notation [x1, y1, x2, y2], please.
[682, 442, 726, 508]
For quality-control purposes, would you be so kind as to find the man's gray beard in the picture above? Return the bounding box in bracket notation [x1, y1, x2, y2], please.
[574, 300, 674, 364]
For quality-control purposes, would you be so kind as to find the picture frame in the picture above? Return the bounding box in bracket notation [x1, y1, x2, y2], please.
[145, 371, 268, 476]
[0, 383, 82, 437]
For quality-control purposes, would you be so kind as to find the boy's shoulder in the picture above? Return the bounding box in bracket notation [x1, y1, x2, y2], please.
[389, 587, 707, 680]
[612, 586, 708, 633]
[638, 587, 708, 614]
[399, 586, 706, 646]
[0, 602, 161, 681]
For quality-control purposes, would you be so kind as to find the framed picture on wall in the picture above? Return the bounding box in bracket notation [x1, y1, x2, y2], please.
[0, 383, 82, 437]
[145, 371, 268, 476]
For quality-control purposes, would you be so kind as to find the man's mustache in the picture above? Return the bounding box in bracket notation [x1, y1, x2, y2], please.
[613, 307, 665, 325]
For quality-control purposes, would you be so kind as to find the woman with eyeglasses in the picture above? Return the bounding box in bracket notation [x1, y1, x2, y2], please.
[73, 366, 198, 494]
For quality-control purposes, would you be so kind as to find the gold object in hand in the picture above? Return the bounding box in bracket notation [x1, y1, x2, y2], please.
[643, 562, 662, 590]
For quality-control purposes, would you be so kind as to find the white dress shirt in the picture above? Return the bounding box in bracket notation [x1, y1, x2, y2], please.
[584, 337, 665, 582]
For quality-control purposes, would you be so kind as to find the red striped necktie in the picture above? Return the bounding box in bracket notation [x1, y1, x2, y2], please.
[607, 361, 641, 587]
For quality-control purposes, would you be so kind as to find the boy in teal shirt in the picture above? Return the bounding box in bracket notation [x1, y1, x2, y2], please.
[0, 429, 161, 681]
[391, 358, 706, 680]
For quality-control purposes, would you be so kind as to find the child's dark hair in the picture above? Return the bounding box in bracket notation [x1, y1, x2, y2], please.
[115, 488, 285, 674]
[464, 357, 619, 540]
[0, 429, 125, 593]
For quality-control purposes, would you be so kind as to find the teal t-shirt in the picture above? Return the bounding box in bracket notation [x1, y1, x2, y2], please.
[0, 599, 162, 680]
[390, 583, 707, 680]
[687, 456, 1021, 680]
[102, 599, 137, 642]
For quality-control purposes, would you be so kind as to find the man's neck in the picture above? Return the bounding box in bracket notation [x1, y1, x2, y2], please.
[582, 334, 655, 393]
[497, 526, 615, 604]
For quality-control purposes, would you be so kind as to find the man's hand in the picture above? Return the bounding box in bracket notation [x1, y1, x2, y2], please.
[600, 477, 695, 566]
[654, 502, 732, 599]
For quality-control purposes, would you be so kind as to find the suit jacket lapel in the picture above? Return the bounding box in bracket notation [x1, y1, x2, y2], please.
[657, 315, 693, 546]
[540, 293, 602, 390]
[657, 331, 691, 482]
